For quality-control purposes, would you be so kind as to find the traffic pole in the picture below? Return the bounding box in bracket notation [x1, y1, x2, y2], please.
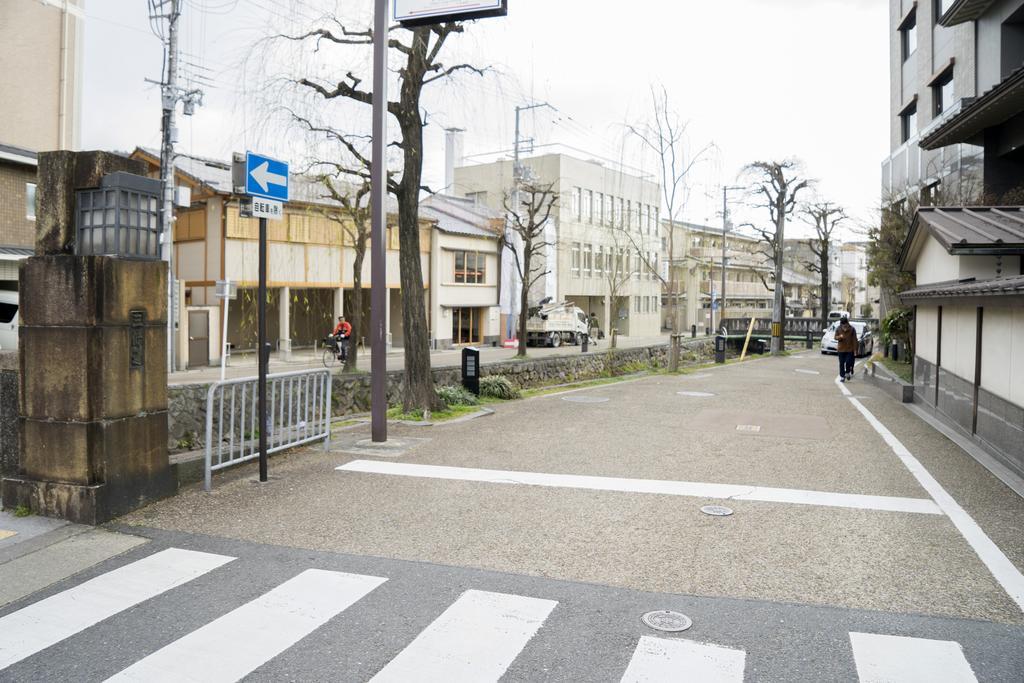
[370, 0, 388, 443]
[258, 215, 269, 481]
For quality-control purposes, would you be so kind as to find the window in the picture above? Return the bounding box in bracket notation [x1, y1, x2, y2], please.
[617, 197, 624, 227]
[452, 307, 481, 345]
[26, 182, 36, 220]
[653, 207, 660, 235]
[603, 194, 613, 226]
[583, 244, 593, 277]
[571, 242, 581, 277]
[584, 190, 593, 223]
[454, 250, 486, 284]
[639, 205, 647, 233]
[626, 200, 632, 228]
[595, 245, 604, 276]
[466, 191, 487, 205]
[935, 0, 953, 20]
[900, 10, 917, 62]
[933, 69, 954, 117]
[0, 302, 17, 324]
[634, 253, 642, 280]
[596, 193, 604, 224]
[572, 187, 581, 220]
[901, 102, 917, 143]
[635, 296, 641, 313]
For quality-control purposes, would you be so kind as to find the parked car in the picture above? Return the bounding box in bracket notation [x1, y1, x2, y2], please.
[820, 320, 874, 358]
[0, 291, 18, 351]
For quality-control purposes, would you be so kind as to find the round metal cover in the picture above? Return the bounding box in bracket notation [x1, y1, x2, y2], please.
[641, 610, 693, 633]
[701, 505, 734, 516]
[677, 391, 715, 397]
[561, 395, 609, 403]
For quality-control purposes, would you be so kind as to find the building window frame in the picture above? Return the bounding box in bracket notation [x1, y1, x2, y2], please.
[26, 182, 37, 221]
[899, 8, 917, 62]
[900, 99, 918, 144]
[572, 187, 581, 221]
[584, 190, 593, 223]
[583, 243, 593, 277]
[571, 242, 581, 277]
[931, 64, 954, 118]
[454, 250, 486, 284]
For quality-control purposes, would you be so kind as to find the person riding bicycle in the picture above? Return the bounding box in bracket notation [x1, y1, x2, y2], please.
[331, 316, 352, 360]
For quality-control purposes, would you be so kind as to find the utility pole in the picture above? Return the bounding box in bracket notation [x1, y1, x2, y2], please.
[720, 185, 743, 332]
[151, 0, 203, 373]
[370, 0, 388, 443]
[508, 102, 551, 338]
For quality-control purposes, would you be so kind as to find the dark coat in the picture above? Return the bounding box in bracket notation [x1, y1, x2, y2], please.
[835, 322, 858, 353]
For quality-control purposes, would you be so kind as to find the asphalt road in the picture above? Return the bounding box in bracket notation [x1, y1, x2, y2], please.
[2, 351, 1022, 681]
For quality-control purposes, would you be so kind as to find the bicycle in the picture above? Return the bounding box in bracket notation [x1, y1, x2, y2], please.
[322, 336, 349, 368]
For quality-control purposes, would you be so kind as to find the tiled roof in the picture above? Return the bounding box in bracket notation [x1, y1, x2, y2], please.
[901, 274, 1024, 301]
[907, 206, 1024, 258]
[420, 195, 502, 238]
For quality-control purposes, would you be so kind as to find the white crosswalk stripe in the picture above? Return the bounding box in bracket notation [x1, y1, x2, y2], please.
[370, 589, 557, 683]
[105, 568, 387, 682]
[850, 632, 979, 683]
[0, 548, 234, 672]
[620, 635, 746, 682]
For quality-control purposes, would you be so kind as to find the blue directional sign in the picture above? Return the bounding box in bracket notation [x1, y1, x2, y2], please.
[244, 152, 289, 202]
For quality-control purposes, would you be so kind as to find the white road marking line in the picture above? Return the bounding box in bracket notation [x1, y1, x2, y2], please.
[337, 460, 942, 515]
[836, 375, 1024, 612]
[0, 548, 234, 671]
[620, 636, 745, 682]
[795, 369, 820, 375]
[370, 589, 556, 682]
[106, 569, 386, 682]
[849, 632, 977, 683]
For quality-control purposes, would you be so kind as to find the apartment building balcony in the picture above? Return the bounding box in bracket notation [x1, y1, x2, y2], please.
[699, 280, 772, 298]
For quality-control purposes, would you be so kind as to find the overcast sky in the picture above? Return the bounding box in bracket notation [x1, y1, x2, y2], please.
[82, 0, 890, 237]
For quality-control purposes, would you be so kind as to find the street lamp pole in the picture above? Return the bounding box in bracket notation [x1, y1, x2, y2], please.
[370, 0, 389, 442]
[720, 185, 743, 333]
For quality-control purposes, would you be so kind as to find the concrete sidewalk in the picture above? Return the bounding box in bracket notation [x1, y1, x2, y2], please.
[126, 351, 1024, 626]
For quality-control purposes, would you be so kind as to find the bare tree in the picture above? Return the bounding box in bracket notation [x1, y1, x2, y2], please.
[602, 225, 634, 348]
[801, 200, 846, 330]
[742, 160, 812, 354]
[286, 20, 485, 412]
[502, 182, 558, 357]
[317, 175, 370, 373]
[626, 85, 712, 370]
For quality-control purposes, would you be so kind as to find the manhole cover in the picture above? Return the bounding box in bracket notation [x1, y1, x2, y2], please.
[794, 369, 820, 375]
[701, 505, 734, 516]
[735, 424, 761, 433]
[641, 610, 693, 633]
[677, 391, 715, 397]
[561, 396, 609, 403]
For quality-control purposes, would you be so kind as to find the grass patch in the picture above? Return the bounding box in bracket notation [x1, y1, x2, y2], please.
[879, 357, 913, 383]
[386, 404, 484, 423]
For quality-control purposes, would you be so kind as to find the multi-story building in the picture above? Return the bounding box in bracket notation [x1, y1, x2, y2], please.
[882, 0, 1024, 203]
[0, 0, 84, 291]
[454, 153, 663, 338]
[131, 149, 502, 368]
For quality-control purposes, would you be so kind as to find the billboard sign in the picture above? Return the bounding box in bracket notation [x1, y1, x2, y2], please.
[394, 0, 507, 25]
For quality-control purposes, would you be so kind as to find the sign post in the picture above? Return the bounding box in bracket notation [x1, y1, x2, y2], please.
[215, 279, 237, 382]
[233, 151, 288, 481]
[369, 0, 507, 443]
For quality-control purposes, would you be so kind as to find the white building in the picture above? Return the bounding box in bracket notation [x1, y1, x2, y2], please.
[454, 152, 663, 339]
[900, 206, 1024, 480]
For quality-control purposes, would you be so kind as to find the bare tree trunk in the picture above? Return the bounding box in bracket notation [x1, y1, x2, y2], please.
[517, 247, 531, 357]
[346, 244, 366, 372]
[771, 212, 786, 355]
[819, 248, 829, 332]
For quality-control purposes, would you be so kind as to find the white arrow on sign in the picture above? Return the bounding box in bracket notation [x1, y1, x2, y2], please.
[249, 161, 287, 193]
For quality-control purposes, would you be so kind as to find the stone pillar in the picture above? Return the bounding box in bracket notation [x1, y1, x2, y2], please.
[1, 151, 176, 524]
[333, 286, 345, 319]
[279, 285, 292, 361]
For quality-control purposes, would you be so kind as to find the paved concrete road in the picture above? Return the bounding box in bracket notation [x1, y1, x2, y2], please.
[3, 352, 1022, 681]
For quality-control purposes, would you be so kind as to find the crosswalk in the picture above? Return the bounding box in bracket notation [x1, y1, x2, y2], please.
[0, 547, 983, 682]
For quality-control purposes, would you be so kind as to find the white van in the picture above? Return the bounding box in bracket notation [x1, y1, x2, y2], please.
[0, 291, 19, 351]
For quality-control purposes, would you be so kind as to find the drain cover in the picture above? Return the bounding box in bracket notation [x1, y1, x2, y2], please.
[641, 610, 693, 633]
[677, 391, 715, 397]
[701, 505, 734, 516]
[561, 396, 609, 403]
[735, 424, 761, 433]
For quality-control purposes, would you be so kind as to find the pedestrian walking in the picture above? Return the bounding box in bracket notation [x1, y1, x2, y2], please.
[834, 315, 858, 382]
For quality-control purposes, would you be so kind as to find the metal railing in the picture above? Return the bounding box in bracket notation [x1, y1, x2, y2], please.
[204, 368, 332, 491]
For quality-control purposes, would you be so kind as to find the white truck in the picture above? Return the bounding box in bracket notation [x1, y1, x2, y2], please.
[525, 300, 592, 347]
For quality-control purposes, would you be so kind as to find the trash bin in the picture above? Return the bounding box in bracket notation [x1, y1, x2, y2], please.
[581, 333, 589, 353]
[691, 324, 697, 338]
[715, 335, 726, 364]
[806, 331, 813, 349]
[462, 346, 480, 395]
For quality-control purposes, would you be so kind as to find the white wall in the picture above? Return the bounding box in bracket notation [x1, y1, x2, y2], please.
[916, 237, 960, 285]
[980, 306, 1024, 407]
[916, 305, 939, 364]
[940, 305, 978, 381]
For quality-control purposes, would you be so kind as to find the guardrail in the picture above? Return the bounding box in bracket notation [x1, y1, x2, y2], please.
[204, 368, 332, 491]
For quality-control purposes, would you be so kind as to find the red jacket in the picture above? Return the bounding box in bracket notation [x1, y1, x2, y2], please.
[333, 321, 352, 337]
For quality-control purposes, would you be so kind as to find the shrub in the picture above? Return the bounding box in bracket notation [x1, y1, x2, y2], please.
[479, 374, 521, 400]
[436, 384, 479, 407]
